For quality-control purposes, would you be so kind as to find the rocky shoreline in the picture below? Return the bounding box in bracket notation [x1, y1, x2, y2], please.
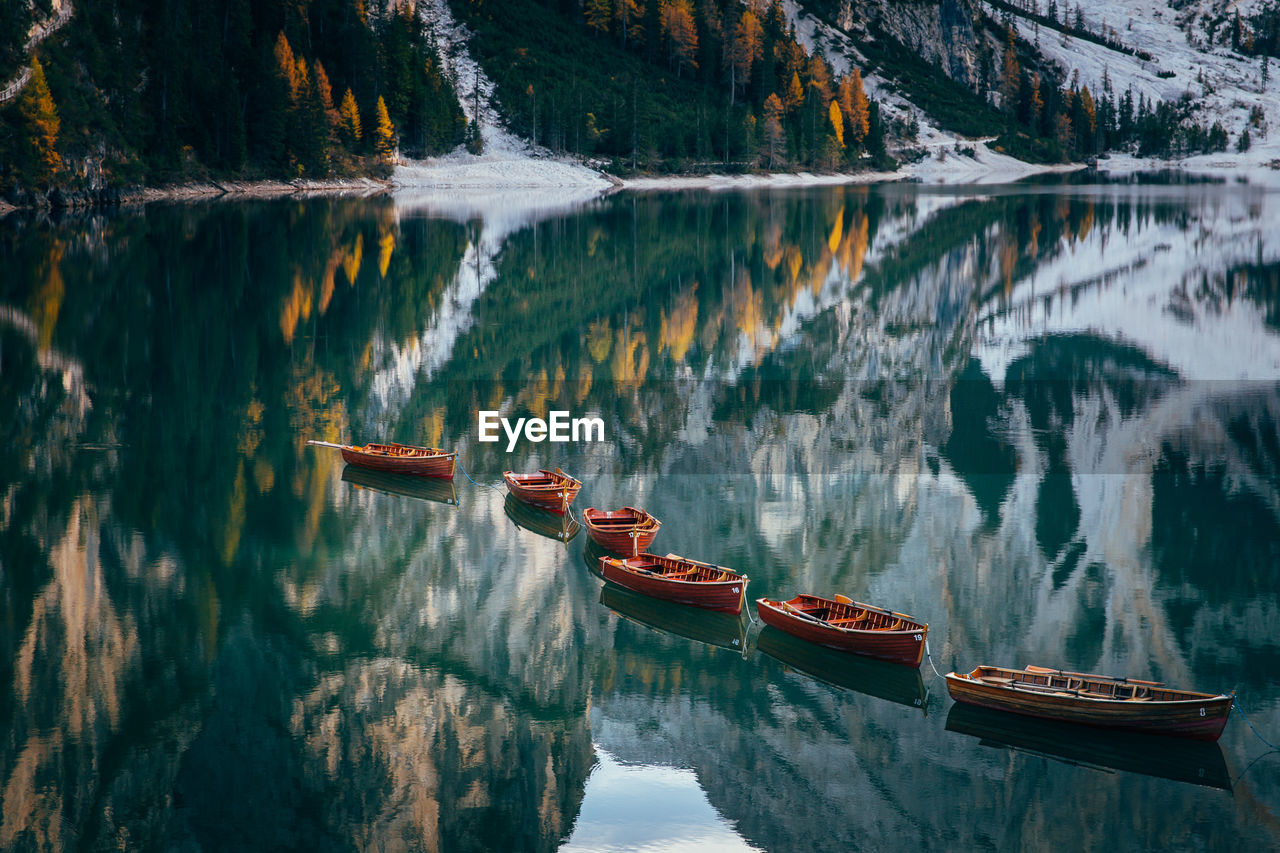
[1, 177, 391, 215]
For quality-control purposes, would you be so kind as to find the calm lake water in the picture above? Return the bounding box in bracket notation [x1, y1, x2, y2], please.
[3, 182, 1280, 851]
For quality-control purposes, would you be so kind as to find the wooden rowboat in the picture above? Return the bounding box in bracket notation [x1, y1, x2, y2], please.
[582, 506, 661, 554]
[945, 664, 1233, 741]
[598, 552, 748, 614]
[755, 594, 928, 667]
[502, 468, 582, 514]
[307, 440, 456, 478]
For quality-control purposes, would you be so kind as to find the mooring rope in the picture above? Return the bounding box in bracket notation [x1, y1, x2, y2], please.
[455, 460, 503, 493]
[923, 637, 946, 681]
[1231, 692, 1280, 750]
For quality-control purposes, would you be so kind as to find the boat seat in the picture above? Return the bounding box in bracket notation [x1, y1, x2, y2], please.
[1078, 690, 1113, 699]
[1128, 695, 1151, 702]
[980, 676, 1015, 685]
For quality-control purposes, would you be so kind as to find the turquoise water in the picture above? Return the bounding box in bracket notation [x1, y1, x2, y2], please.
[2, 183, 1279, 850]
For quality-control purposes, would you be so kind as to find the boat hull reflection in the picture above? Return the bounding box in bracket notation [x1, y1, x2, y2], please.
[342, 464, 459, 505]
[755, 626, 928, 713]
[945, 703, 1232, 791]
[503, 493, 581, 542]
[601, 583, 746, 652]
[583, 540, 612, 577]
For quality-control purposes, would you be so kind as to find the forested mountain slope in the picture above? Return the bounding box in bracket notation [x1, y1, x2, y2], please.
[1, 0, 1276, 197]
[428, 0, 1277, 172]
[0, 0, 465, 195]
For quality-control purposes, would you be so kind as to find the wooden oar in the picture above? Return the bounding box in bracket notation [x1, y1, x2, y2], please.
[781, 601, 828, 625]
[307, 440, 348, 450]
[1023, 665, 1165, 687]
[832, 593, 912, 622]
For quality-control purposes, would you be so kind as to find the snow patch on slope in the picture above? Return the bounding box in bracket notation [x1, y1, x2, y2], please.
[907, 142, 1083, 183]
[784, 0, 1084, 182]
[394, 0, 612, 191]
[997, 0, 1280, 181]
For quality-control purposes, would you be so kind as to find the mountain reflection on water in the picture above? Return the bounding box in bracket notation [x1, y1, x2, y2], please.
[2, 184, 1278, 851]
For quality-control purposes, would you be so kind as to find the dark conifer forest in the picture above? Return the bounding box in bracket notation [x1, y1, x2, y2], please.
[0, 1, 466, 189]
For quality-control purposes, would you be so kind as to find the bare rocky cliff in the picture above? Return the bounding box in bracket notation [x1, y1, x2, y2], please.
[805, 0, 991, 91]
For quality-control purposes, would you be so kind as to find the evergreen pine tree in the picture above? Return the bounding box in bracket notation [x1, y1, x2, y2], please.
[0, 2, 33, 82]
[867, 100, 887, 164]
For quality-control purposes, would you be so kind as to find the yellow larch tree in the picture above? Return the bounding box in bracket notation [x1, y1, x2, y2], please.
[839, 68, 870, 146]
[662, 0, 699, 77]
[585, 0, 612, 37]
[615, 0, 644, 48]
[373, 95, 395, 160]
[339, 88, 362, 146]
[763, 92, 785, 165]
[727, 10, 763, 106]
[784, 71, 804, 112]
[20, 56, 61, 183]
[275, 33, 300, 100]
[1001, 28, 1021, 113]
[828, 100, 844, 149]
[313, 61, 340, 133]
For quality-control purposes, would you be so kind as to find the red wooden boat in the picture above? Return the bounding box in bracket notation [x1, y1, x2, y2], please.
[598, 552, 748, 614]
[755, 594, 928, 667]
[582, 506, 661, 554]
[308, 440, 456, 478]
[945, 665, 1233, 741]
[502, 468, 582, 514]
